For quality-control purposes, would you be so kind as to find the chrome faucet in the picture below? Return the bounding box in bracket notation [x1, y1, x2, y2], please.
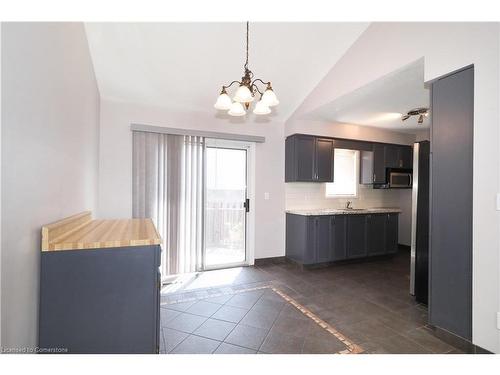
[346, 201, 352, 209]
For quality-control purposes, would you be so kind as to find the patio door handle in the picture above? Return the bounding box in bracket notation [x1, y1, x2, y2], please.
[244, 198, 250, 213]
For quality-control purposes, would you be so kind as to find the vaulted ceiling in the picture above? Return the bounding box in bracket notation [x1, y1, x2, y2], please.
[308, 59, 430, 132]
[84, 22, 369, 123]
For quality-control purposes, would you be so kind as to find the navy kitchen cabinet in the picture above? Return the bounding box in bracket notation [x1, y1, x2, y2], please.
[295, 135, 316, 181]
[285, 135, 334, 182]
[399, 146, 413, 169]
[384, 145, 400, 169]
[346, 215, 368, 259]
[330, 215, 347, 261]
[366, 214, 387, 256]
[372, 144, 386, 184]
[315, 138, 335, 182]
[386, 213, 399, 254]
[286, 212, 399, 266]
[311, 216, 333, 263]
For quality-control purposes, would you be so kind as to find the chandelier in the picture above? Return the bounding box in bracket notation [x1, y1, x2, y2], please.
[214, 22, 279, 116]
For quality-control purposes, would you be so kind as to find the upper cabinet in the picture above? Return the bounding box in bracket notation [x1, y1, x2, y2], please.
[372, 144, 386, 184]
[399, 146, 413, 168]
[285, 135, 334, 182]
[285, 133, 412, 186]
[372, 143, 413, 183]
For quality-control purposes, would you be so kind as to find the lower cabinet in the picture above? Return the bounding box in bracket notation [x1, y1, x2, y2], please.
[286, 212, 399, 265]
[367, 214, 387, 256]
[346, 215, 368, 259]
[309, 216, 332, 263]
[386, 213, 399, 253]
[331, 215, 347, 261]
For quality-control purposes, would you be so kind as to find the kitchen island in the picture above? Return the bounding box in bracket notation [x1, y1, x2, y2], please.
[39, 211, 162, 354]
[286, 208, 401, 266]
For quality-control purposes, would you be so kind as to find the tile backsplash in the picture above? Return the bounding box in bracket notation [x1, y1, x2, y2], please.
[285, 182, 402, 210]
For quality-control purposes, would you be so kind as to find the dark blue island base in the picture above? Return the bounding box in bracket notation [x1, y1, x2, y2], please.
[39, 245, 161, 354]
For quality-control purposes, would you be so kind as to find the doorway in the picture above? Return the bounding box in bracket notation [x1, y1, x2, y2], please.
[202, 139, 253, 270]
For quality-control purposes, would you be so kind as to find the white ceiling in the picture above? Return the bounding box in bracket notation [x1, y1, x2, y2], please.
[308, 59, 430, 132]
[84, 22, 369, 123]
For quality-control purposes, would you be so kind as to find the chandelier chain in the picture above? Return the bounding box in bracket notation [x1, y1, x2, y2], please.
[244, 21, 249, 71]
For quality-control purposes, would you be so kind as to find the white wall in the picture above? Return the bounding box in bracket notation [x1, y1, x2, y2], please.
[98, 99, 285, 260]
[1, 23, 100, 349]
[286, 22, 500, 353]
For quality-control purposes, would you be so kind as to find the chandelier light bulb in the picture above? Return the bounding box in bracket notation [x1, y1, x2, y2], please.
[262, 87, 279, 107]
[233, 85, 254, 103]
[253, 100, 271, 115]
[214, 92, 233, 110]
[228, 102, 246, 117]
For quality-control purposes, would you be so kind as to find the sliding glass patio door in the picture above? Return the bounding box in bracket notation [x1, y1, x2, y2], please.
[203, 141, 248, 270]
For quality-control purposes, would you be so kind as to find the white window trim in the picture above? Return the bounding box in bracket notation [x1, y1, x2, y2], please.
[325, 149, 360, 199]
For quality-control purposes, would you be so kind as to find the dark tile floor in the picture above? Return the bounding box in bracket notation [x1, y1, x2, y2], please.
[160, 250, 463, 354]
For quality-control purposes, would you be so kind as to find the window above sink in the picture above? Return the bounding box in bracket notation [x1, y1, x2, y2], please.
[325, 149, 359, 198]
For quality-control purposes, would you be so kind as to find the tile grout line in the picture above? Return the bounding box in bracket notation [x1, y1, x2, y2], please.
[255, 295, 288, 353]
[163, 284, 363, 354]
[269, 286, 364, 354]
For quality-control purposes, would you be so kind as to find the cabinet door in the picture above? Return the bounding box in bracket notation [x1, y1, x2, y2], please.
[360, 150, 374, 184]
[372, 144, 386, 183]
[399, 146, 413, 169]
[386, 213, 399, 253]
[285, 137, 295, 182]
[331, 215, 347, 261]
[384, 145, 399, 168]
[315, 138, 334, 182]
[346, 215, 367, 259]
[315, 216, 332, 263]
[367, 214, 386, 255]
[295, 136, 315, 181]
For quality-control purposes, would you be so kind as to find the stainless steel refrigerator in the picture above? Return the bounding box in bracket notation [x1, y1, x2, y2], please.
[410, 140, 430, 304]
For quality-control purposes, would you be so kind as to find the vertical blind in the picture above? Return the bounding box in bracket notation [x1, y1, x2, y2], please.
[132, 131, 204, 276]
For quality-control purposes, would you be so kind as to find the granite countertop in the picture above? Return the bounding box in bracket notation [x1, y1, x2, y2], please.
[286, 207, 402, 216]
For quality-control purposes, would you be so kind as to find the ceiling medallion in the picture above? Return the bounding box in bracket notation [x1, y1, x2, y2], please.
[214, 22, 279, 117]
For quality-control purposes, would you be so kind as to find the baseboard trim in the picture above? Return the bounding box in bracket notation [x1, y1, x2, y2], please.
[254, 256, 286, 266]
[425, 325, 493, 354]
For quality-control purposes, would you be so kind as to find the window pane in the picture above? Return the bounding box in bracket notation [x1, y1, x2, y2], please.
[325, 149, 358, 197]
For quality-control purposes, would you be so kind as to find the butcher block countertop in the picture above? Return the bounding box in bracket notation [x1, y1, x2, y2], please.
[41, 211, 161, 251]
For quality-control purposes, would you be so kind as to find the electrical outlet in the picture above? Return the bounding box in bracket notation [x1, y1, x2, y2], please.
[264, 192, 270, 200]
[497, 312, 500, 330]
[497, 193, 500, 211]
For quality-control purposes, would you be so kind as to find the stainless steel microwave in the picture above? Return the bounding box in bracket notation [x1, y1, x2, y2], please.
[388, 168, 412, 188]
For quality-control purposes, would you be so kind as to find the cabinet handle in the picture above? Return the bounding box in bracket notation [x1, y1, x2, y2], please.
[373, 173, 376, 182]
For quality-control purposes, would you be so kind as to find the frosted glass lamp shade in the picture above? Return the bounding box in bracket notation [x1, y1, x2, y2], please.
[228, 102, 246, 116]
[253, 100, 271, 115]
[233, 85, 254, 103]
[214, 93, 232, 110]
[262, 88, 279, 107]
